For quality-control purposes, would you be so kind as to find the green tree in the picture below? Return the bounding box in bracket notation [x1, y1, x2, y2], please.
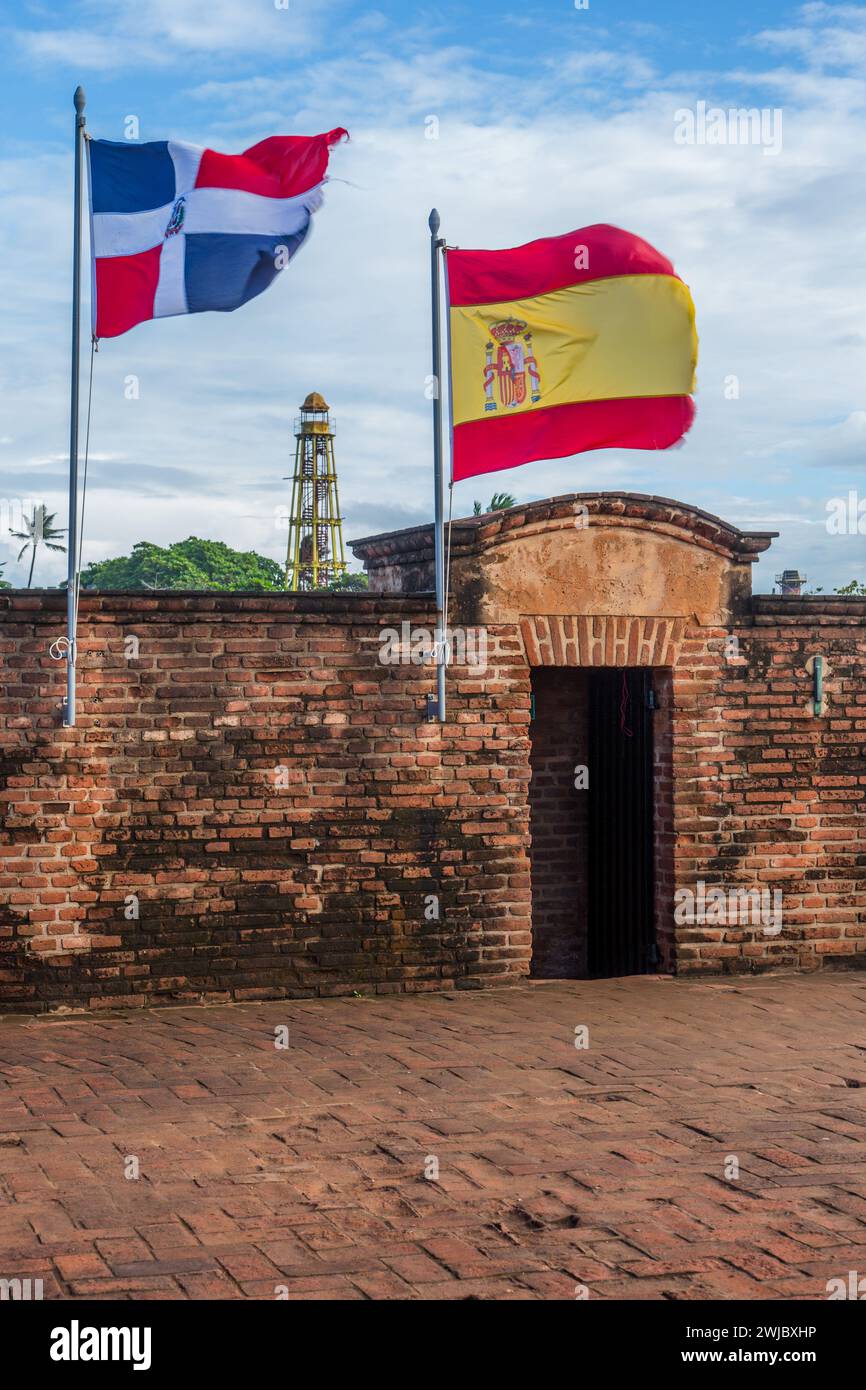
[10, 505, 67, 588]
[327, 571, 369, 592]
[0, 560, 10, 589]
[836, 580, 866, 596]
[472, 492, 517, 515]
[78, 538, 284, 591]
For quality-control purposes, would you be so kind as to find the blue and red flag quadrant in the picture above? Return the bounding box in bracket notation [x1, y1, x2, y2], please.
[88, 129, 348, 338]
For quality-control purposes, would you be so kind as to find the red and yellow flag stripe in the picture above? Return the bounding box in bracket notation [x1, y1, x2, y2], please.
[445, 224, 698, 482]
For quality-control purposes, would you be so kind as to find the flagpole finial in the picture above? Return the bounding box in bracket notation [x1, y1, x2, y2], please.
[74, 86, 86, 113]
[429, 208, 440, 237]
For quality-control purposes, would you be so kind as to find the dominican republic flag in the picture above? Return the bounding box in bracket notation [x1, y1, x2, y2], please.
[88, 129, 348, 338]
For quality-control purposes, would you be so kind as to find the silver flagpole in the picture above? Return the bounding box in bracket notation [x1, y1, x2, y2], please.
[64, 85, 86, 727]
[428, 208, 446, 723]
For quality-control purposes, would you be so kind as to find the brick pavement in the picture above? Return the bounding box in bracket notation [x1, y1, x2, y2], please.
[1, 973, 865, 1300]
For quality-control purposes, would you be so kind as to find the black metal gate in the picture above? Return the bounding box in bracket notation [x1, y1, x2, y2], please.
[588, 668, 656, 977]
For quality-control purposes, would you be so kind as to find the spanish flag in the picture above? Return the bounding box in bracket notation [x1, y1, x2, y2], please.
[446, 224, 697, 482]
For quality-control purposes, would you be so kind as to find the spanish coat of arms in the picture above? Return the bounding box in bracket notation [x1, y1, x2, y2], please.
[483, 318, 542, 411]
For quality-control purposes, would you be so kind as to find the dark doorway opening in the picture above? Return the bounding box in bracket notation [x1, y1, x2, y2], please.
[529, 666, 660, 979]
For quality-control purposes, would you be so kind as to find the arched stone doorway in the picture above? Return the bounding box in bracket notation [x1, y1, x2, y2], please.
[355, 491, 776, 980]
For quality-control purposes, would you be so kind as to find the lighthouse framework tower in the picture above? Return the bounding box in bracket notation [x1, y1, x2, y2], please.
[284, 392, 347, 590]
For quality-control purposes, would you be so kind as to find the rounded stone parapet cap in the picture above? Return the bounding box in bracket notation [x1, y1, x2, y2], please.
[352, 491, 778, 569]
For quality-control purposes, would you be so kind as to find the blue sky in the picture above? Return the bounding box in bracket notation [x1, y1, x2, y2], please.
[1, 0, 865, 591]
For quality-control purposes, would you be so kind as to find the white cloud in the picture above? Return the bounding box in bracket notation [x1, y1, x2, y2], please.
[755, 2, 866, 68]
[15, 0, 327, 70]
[554, 50, 658, 88]
[762, 411, 866, 469]
[3, 5, 866, 593]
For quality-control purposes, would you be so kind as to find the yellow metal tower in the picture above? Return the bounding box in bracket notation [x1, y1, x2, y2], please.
[284, 392, 347, 590]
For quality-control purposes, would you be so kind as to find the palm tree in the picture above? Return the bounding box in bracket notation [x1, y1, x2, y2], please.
[472, 492, 517, 515]
[10, 505, 67, 588]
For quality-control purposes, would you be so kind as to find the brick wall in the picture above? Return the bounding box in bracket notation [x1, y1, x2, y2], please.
[670, 603, 866, 973]
[653, 668, 677, 973]
[528, 668, 589, 977]
[516, 603, 866, 977]
[1, 578, 864, 1013]
[354, 495, 866, 979]
[0, 592, 532, 1012]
